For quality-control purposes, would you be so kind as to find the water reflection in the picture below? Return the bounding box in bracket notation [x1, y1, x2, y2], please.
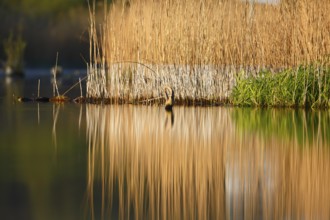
[232, 108, 330, 146]
[86, 106, 330, 220]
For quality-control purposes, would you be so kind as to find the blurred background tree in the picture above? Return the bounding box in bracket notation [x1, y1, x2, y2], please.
[3, 30, 26, 75]
[0, 0, 107, 69]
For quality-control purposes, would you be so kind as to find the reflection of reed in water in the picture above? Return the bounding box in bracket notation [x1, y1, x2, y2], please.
[52, 104, 60, 148]
[86, 106, 330, 220]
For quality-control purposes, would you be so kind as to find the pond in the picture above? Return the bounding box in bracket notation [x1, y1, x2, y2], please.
[0, 71, 329, 220]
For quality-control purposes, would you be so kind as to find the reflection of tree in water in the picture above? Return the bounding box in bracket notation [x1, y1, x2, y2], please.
[86, 106, 330, 220]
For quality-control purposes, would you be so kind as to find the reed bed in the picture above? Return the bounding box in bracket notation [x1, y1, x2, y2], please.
[86, 0, 330, 105]
[85, 106, 330, 219]
[87, 63, 240, 104]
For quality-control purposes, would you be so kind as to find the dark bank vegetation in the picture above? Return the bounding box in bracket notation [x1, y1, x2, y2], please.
[0, 0, 100, 68]
[2, 31, 26, 75]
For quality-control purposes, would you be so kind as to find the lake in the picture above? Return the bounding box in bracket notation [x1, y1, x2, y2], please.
[0, 71, 329, 220]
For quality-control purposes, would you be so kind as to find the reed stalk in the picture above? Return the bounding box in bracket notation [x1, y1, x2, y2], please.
[53, 52, 60, 97]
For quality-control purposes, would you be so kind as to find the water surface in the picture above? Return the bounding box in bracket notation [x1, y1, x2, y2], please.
[0, 72, 329, 220]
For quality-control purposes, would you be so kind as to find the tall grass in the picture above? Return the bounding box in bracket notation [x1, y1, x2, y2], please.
[231, 64, 330, 108]
[87, 0, 330, 104]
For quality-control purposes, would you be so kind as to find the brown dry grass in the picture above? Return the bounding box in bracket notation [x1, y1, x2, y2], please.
[101, 0, 330, 67]
[86, 0, 330, 102]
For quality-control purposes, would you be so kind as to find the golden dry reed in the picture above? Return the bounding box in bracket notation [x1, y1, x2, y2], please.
[86, 0, 330, 102]
[86, 106, 330, 220]
[103, 0, 330, 67]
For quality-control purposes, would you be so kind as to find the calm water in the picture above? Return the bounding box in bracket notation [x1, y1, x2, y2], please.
[0, 71, 329, 220]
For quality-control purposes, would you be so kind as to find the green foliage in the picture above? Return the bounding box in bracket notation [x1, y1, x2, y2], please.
[231, 65, 330, 108]
[3, 31, 26, 74]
